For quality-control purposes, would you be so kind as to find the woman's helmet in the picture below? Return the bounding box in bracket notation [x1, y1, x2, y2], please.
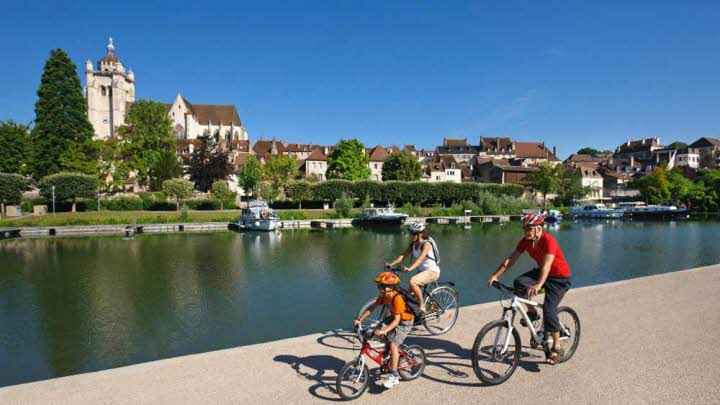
[374, 271, 400, 286]
[408, 222, 426, 234]
[522, 213, 545, 227]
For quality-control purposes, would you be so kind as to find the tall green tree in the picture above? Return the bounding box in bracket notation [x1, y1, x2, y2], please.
[286, 180, 313, 208]
[382, 151, 422, 181]
[630, 167, 671, 204]
[526, 162, 562, 206]
[59, 140, 100, 175]
[115, 99, 176, 186]
[237, 155, 262, 196]
[187, 136, 233, 192]
[31, 49, 94, 179]
[0, 121, 32, 174]
[326, 139, 371, 180]
[262, 155, 298, 198]
[149, 150, 184, 191]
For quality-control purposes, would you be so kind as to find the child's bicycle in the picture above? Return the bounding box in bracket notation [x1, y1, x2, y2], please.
[356, 267, 459, 335]
[335, 325, 426, 400]
[470, 280, 581, 385]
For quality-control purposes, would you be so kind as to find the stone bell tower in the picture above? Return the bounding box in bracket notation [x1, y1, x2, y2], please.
[85, 38, 136, 140]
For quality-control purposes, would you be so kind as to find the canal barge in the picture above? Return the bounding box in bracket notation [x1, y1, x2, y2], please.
[622, 203, 689, 220]
[352, 207, 408, 228]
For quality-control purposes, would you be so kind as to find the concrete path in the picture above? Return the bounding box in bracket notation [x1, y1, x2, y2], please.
[2, 265, 719, 404]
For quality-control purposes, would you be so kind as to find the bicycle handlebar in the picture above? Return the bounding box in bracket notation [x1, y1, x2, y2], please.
[491, 280, 515, 293]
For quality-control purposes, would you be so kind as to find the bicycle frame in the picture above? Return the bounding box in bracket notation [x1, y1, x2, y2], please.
[351, 327, 418, 382]
[495, 295, 570, 356]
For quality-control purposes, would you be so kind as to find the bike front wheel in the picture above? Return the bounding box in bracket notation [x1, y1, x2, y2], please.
[397, 345, 426, 380]
[424, 286, 459, 335]
[336, 359, 369, 401]
[471, 320, 521, 385]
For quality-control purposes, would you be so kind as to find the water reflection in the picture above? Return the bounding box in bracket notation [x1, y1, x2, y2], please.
[0, 221, 719, 387]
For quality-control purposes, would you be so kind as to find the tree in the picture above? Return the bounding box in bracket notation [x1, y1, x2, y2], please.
[257, 181, 279, 201]
[526, 162, 561, 206]
[555, 168, 591, 206]
[667, 141, 688, 150]
[162, 178, 194, 211]
[187, 136, 233, 192]
[630, 167, 671, 204]
[149, 150, 184, 191]
[0, 173, 30, 214]
[286, 180, 313, 208]
[577, 147, 602, 156]
[115, 99, 176, 186]
[58, 140, 100, 175]
[38, 173, 98, 212]
[326, 139, 371, 180]
[211, 180, 236, 210]
[31, 49, 94, 179]
[0, 121, 32, 174]
[382, 151, 422, 181]
[262, 155, 298, 198]
[237, 155, 262, 196]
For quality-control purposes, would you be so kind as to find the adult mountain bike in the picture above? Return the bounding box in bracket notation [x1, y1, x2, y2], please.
[335, 325, 426, 400]
[470, 281, 580, 385]
[356, 267, 459, 335]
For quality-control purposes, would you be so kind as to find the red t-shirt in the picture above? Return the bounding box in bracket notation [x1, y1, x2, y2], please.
[515, 232, 571, 278]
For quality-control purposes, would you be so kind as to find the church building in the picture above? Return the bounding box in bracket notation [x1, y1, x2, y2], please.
[85, 39, 249, 145]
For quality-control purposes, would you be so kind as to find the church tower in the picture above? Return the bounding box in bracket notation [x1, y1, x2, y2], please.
[85, 38, 135, 139]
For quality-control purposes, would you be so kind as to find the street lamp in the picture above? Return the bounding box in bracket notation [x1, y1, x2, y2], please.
[52, 186, 56, 216]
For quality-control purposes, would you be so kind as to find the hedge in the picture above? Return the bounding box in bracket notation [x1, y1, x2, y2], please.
[284, 180, 524, 206]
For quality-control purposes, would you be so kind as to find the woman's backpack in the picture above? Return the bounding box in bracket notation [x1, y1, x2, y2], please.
[410, 237, 441, 265]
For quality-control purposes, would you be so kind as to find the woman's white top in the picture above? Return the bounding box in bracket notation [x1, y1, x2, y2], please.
[412, 240, 440, 273]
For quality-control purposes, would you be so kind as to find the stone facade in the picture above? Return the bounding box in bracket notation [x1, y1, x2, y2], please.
[85, 38, 135, 140]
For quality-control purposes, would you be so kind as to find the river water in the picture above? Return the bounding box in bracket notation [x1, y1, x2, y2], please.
[1, 220, 719, 387]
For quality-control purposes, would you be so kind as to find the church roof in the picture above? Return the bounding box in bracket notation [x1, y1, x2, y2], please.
[166, 97, 243, 126]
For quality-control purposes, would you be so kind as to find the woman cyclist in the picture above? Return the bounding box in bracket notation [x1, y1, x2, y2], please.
[386, 223, 440, 314]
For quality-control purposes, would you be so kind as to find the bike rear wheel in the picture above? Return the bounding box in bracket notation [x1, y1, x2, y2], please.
[471, 320, 521, 385]
[397, 345, 426, 380]
[336, 359, 370, 401]
[423, 286, 459, 335]
[357, 298, 390, 331]
[555, 306, 581, 363]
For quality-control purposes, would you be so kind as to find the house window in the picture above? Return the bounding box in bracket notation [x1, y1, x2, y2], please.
[374, 164, 378, 169]
[101, 86, 106, 96]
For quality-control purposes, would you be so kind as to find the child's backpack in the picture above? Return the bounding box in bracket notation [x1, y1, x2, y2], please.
[392, 286, 424, 319]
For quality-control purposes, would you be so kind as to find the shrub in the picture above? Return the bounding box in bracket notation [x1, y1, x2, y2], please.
[278, 210, 310, 220]
[185, 199, 221, 210]
[102, 197, 144, 211]
[0, 173, 30, 207]
[162, 178, 195, 210]
[210, 180, 236, 210]
[334, 194, 354, 218]
[400, 202, 422, 217]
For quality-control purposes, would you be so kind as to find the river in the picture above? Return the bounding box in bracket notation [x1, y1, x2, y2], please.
[1, 220, 719, 387]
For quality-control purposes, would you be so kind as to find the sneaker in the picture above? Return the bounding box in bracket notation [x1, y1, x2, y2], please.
[382, 374, 400, 389]
[374, 373, 389, 386]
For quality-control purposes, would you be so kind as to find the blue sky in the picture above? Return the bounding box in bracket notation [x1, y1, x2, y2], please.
[1, 1, 719, 158]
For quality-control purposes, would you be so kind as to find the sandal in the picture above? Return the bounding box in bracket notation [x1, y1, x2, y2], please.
[546, 347, 564, 365]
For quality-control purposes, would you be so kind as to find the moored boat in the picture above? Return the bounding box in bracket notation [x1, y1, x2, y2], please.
[352, 207, 408, 228]
[569, 204, 625, 219]
[229, 200, 280, 231]
[623, 203, 689, 220]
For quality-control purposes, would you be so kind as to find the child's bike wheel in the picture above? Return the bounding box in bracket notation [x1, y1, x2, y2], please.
[398, 345, 426, 380]
[336, 359, 369, 400]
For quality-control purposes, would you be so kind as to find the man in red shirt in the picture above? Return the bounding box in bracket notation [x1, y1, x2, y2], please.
[487, 213, 572, 365]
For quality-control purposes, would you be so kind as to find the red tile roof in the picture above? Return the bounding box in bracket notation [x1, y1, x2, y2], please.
[443, 138, 469, 147]
[513, 142, 560, 161]
[368, 145, 389, 161]
[306, 148, 327, 161]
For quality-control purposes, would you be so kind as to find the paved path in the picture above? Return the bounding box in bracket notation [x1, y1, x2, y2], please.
[2, 265, 719, 404]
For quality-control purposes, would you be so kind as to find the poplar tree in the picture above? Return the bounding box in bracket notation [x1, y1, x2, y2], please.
[31, 49, 94, 180]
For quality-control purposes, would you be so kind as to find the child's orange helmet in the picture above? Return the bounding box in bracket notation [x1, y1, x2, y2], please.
[374, 271, 400, 286]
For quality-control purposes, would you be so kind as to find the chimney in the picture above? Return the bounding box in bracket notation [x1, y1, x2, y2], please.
[642, 139, 646, 145]
[552, 146, 557, 157]
[630, 155, 635, 167]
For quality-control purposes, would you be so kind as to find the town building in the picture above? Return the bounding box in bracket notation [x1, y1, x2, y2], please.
[565, 163, 604, 200]
[513, 142, 561, 166]
[436, 138, 479, 164]
[613, 137, 663, 160]
[688, 137, 720, 168]
[366, 145, 389, 181]
[475, 158, 537, 185]
[301, 148, 329, 180]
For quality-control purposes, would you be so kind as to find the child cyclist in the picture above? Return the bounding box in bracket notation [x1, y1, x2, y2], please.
[353, 271, 415, 388]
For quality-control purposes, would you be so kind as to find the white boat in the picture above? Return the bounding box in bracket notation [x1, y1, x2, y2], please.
[569, 204, 625, 219]
[229, 200, 280, 231]
[622, 203, 689, 220]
